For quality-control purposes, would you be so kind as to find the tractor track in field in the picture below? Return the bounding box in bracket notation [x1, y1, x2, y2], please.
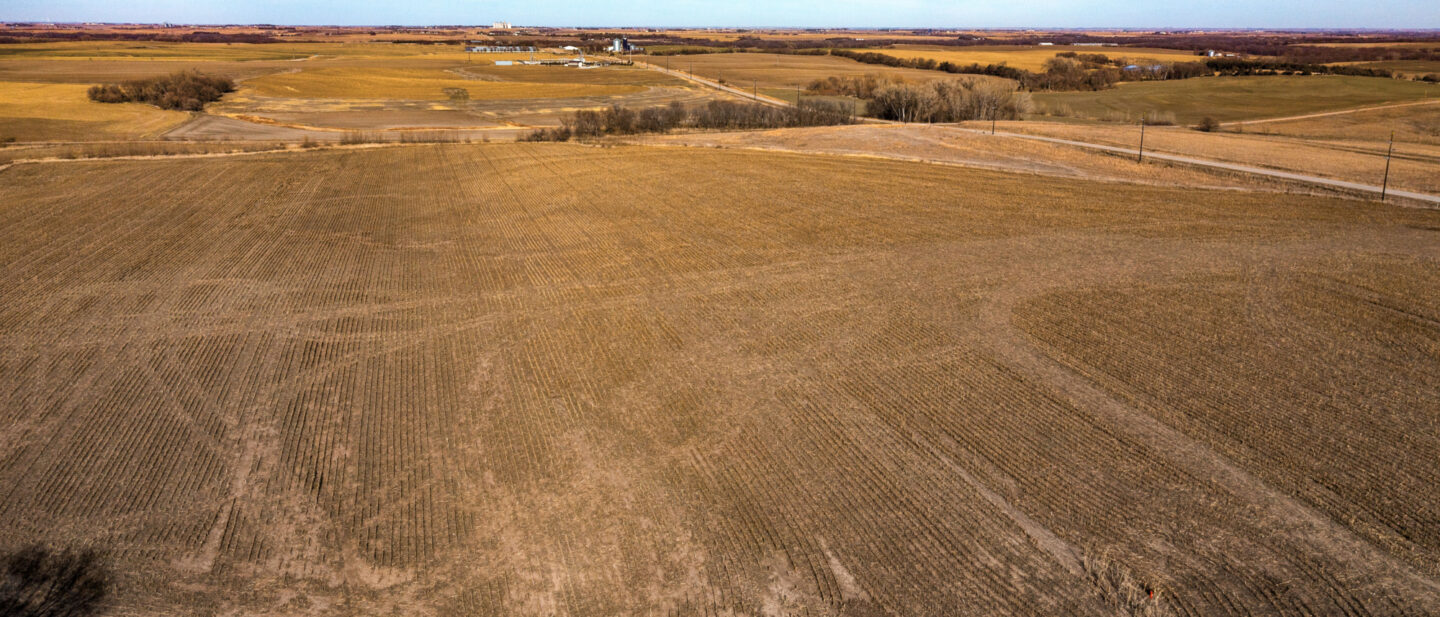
[972, 237, 1440, 600]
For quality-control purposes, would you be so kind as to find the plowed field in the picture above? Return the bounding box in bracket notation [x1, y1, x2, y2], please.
[1, 144, 1437, 616]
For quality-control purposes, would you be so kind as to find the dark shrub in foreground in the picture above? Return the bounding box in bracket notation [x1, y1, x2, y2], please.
[0, 545, 109, 617]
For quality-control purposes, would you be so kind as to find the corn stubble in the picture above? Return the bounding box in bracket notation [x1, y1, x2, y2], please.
[0, 143, 1437, 616]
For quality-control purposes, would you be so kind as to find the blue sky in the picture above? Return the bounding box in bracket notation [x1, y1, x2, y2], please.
[3, 0, 1437, 29]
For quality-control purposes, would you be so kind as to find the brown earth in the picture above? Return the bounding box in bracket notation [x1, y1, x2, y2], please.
[0, 143, 1437, 616]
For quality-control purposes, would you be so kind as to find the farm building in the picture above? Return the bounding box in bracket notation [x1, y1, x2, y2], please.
[466, 43, 536, 53]
[610, 37, 643, 53]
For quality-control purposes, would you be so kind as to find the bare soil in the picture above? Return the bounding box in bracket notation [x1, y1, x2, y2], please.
[1, 144, 1437, 616]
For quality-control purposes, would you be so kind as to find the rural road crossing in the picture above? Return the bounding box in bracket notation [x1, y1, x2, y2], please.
[633, 60, 793, 107]
[954, 127, 1440, 205]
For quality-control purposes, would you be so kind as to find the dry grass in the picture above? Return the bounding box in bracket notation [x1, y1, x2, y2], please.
[639, 52, 999, 88]
[0, 140, 291, 163]
[1241, 101, 1440, 144]
[454, 63, 687, 87]
[0, 59, 308, 84]
[1, 143, 1438, 616]
[630, 123, 1316, 193]
[0, 81, 190, 142]
[997, 119, 1440, 194]
[242, 66, 644, 100]
[1346, 60, 1440, 78]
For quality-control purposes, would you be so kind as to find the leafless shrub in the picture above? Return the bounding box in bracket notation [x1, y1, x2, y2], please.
[1143, 110, 1177, 126]
[807, 73, 905, 98]
[87, 71, 234, 111]
[339, 131, 384, 145]
[443, 87, 470, 103]
[521, 126, 572, 142]
[527, 99, 854, 142]
[399, 131, 460, 143]
[867, 78, 1031, 123]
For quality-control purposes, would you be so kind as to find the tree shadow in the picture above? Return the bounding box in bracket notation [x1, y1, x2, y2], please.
[0, 545, 109, 617]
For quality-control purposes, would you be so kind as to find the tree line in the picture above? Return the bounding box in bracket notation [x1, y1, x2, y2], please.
[87, 71, 235, 111]
[631, 32, 1440, 64]
[830, 49, 1405, 90]
[830, 50, 1122, 91]
[1203, 57, 1393, 78]
[523, 99, 856, 141]
[0, 31, 277, 44]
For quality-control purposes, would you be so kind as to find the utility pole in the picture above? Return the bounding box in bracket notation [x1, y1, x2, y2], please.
[753, 80, 757, 101]
[1137, 119, 1147, 163]
[1381, 130, 1395, 202]
[991, 103, 998, 135]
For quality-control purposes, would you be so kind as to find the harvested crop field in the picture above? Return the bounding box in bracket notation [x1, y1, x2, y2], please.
[638, 52, 998, 88]
[870, 45, 1204, 72]
[242, 67, 644, 100]
[1, 143, 1438, 616]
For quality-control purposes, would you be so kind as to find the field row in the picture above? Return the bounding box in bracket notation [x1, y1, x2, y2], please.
[1, 144, 1438, 615]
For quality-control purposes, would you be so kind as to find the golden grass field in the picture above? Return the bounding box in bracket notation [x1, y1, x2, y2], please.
[1, 143, 1438, 616]
[872, 45, 1206, 72]
[0, 42, 704, 139]
[0, 44, 550, 85]
[0, 81, 190, 141]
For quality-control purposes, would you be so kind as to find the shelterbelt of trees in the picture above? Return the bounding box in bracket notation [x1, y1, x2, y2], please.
[523, 99, 857, 141]
[829, 50, 1401, 91]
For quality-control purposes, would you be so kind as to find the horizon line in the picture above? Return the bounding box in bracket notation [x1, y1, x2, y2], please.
[6, 22, 1440, 32]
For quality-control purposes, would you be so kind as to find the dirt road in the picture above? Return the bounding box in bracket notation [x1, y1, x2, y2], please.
[1226, 99, 1440, 126]
[956, 127, 1440, 205]
[633, 60, 791, 107]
